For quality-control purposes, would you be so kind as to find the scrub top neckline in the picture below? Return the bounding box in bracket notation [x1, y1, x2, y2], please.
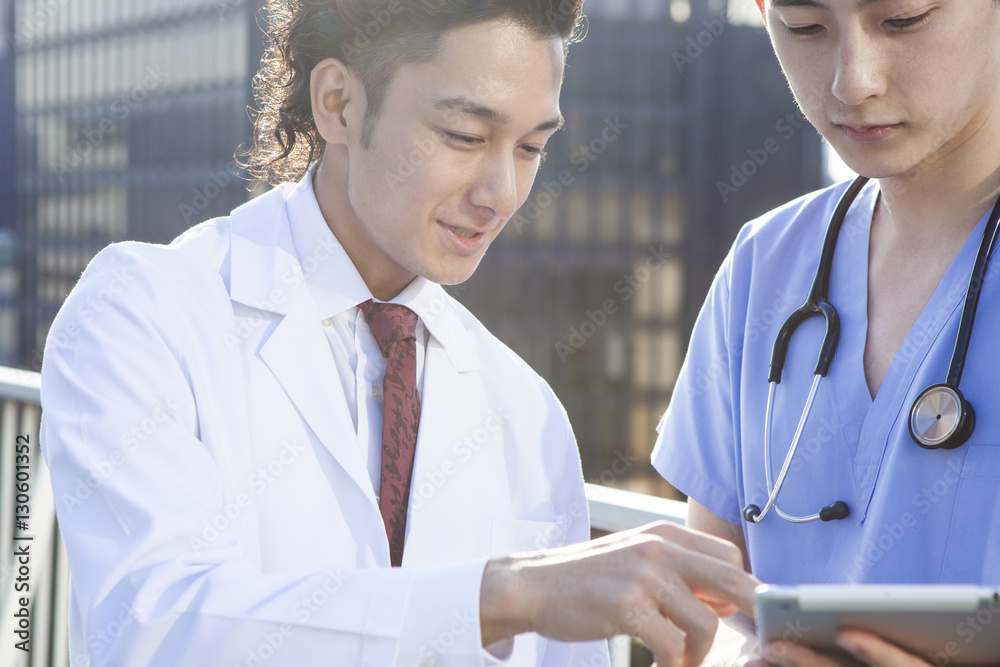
[833, 181, 995, 522]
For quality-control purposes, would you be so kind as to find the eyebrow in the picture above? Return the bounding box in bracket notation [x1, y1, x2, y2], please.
[433, 96, 565, 133]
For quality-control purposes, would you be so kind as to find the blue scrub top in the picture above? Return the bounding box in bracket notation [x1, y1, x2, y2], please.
[652, 179, 1000, 585]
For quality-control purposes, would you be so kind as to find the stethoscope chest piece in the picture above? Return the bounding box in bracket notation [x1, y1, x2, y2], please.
[908, 383, 975, 450]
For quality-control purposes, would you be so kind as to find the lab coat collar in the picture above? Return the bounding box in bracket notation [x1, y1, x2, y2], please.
[229, 166, 480, 373]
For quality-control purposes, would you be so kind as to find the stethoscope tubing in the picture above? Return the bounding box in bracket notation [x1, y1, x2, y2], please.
[757, 375, 825, 523]
[747, 175, 1000, 523]
[946, 193, 1000, 388]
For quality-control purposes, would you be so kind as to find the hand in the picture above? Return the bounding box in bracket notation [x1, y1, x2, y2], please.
[746, 629, 933, 667]
[480, 520, 759, 667]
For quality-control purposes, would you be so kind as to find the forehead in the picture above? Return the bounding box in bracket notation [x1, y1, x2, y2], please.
[388, 21, 565, 123]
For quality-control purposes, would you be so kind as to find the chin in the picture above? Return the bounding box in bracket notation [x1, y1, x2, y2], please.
[828, 150, 911, 182]
[420, 263, 480, 287]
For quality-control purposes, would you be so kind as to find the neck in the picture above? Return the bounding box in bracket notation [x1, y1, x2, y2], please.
[876, 118, 1000, 241]
[312, 152, 414, 301]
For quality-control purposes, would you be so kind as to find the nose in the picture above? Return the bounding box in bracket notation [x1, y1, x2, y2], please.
[469, 153, 520, 221]
[831, 30, 887, 106]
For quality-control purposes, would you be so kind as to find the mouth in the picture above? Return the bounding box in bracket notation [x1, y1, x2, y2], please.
[447, 224, 481, 239]
[438, 220, 490, 256]
[835, 122, 901, 143]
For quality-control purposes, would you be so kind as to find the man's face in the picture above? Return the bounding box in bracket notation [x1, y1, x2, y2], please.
[765, 0, 1000, 181]
[332, 20, 564, 296]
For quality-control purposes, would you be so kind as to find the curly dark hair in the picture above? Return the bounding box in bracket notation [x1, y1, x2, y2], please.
[242, 0, 587, 186]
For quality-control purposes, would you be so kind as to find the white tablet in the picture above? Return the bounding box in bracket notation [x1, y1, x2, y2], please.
[755, 584, 1000, 667]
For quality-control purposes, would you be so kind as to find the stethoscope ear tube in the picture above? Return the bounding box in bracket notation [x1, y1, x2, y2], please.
[767, 302, 840, 384]
[767, 177, 869, 385]
[750, 178, 870, 525]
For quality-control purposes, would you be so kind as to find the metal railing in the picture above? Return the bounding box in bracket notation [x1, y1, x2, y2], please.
[0, 367, 70, 667]
[0, 366, 682, 667]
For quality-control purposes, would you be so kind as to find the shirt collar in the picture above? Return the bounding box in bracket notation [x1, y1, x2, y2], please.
[285, 164, 475, 367]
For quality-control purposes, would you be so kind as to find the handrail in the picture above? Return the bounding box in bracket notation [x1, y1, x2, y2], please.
[0, 366, 681, 667]
[586, 482, 686, 530]
[0, 366, 41, 404]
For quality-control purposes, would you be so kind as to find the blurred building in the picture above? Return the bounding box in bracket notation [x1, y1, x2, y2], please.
[8, 0, 263, 370]
[463, 0, 824, 494]
[3, 0, 824, 494]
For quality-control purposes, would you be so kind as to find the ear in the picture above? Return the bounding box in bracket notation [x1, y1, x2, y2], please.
[311, 57, 364, 147]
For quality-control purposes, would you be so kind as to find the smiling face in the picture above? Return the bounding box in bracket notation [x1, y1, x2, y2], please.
[764, 0, 1000, 181]
[312, 20, 565, 300]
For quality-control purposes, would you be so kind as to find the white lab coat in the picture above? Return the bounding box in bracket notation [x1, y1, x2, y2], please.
[40, 181, 609, 666]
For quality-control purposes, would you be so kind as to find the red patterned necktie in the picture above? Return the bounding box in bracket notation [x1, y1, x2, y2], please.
[358, 300, 421, 567]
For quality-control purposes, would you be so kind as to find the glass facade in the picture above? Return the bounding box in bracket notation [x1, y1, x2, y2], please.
[10, 0, 261, 370]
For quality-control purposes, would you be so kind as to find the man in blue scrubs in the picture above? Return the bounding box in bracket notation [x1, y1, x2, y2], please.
[653, 0, 1000, 665]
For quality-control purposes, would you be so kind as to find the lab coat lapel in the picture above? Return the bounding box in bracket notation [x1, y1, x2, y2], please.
[228, 188, 375, 503]
[257, 304, 375, 499]
[403, 338, 513, 567]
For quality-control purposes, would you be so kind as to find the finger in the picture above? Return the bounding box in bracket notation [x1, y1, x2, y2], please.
[640, 521, 748, 569]
[653, 584, 720, 667]
[837, 629, 929, 666]
[764, 641, 839, 667]
[633, 613, 687, 667]
[704, 600, 740, 617]
[674, 550, 758, 618]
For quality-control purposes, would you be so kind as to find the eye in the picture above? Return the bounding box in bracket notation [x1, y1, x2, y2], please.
[784, 23, 825, 37]
[885, 10, 931, 31]
[520, 144, 548, 161]
[440, 131, 482, 147]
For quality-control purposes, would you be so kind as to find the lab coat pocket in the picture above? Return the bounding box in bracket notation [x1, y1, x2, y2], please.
[941, 444, 1000, 582]
[490, 518, 566, 557]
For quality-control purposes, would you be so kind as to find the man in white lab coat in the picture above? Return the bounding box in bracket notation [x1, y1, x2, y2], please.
[39, 1, 757, 666]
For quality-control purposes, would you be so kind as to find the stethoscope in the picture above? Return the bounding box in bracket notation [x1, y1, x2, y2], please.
[743, 175, 1000, 525]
